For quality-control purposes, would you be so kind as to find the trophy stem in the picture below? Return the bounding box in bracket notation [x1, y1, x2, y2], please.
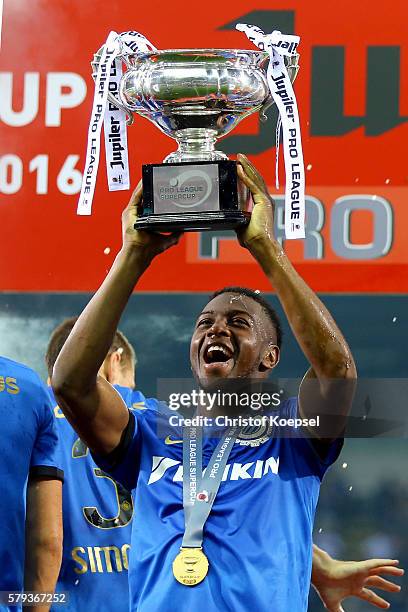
[163, 129, 228, 164]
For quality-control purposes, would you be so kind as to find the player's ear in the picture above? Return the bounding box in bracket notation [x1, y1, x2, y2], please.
[104, 350, 123, 384]
[259, 345, 280, 371]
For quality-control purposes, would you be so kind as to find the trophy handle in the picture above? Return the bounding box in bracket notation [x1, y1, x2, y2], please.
[91, 47, 135, 126]
[259, 97, 274, 123]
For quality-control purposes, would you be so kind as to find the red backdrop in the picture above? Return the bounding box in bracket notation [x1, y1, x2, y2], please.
[1, 0, 407, 292]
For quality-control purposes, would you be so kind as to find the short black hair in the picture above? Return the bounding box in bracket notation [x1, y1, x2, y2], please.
[209, 287, 282, 349]
[45, 317, 137, 377]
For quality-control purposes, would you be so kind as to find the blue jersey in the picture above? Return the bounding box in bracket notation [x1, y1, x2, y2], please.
[0, 357, 63, 610]
[50, 385, 147, 612]
[95, 397, 342, 612]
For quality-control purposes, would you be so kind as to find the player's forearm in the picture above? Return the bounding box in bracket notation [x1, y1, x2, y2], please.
[24, 479, 62, 610]
[24, 539, 61, 591]
[24, 533, 62, 610]
[53, 245, 150, 395]
[251, 239, 356, 380]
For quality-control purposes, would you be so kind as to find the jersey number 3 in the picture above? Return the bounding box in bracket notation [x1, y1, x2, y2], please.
[72, 438, 134, 529]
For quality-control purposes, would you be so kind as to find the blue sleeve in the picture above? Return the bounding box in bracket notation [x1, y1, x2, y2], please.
[92, 410, 142, 492]
[30, 377, 64, 482]
[281, 397, 343, 480]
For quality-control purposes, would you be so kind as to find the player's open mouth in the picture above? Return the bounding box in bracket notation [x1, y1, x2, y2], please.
[202, 343, 235, 372]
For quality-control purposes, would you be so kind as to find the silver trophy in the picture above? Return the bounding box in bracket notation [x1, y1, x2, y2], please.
[93, 48, 299, 231]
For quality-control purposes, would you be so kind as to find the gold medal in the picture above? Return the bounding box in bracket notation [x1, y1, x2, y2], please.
[172, 547, 209, 586]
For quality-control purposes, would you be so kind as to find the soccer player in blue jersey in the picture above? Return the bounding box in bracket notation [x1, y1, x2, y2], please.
[45, 318, 145, 611]
[0, 356, 63, 611]
[49, 325, 402, 612]
[52, 155, 401, 611]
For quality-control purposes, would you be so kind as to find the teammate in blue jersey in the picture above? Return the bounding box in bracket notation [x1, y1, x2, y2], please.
[45, 318, 146, 612]
[52, 156, 401, 611]
[0, 356, 63, 611]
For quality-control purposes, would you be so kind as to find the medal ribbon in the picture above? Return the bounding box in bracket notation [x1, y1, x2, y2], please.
[182, 425, 239, 548]
[236, 24, 305, 240]
[182, 425, 203, 525]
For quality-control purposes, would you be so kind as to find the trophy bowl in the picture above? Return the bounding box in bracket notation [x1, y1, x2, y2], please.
[122, 49, 272, 162]
[92, 47, 299, 231]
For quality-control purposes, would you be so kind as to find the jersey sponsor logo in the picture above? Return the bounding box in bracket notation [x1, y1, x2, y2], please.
[235, 423, 274, 447]
[147, 455, 280, 485]
[164, 435, 183, 445]
[148, 457, 180, 484]
[72, 544, 130, 574]
[0, 375, 20, 394]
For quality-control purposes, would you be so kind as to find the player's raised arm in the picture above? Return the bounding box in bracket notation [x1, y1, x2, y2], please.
[236, 154, 356, 437]
[52, 182, 182, 454]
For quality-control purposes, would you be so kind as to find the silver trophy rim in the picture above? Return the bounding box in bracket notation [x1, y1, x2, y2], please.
[125, 48, 270, 57]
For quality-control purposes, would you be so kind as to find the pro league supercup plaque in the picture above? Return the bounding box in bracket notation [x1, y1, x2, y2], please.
[142, 159, 249, 231]
[77, 27, 305, 239]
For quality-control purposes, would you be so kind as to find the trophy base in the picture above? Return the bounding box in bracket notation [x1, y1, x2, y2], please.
[135, 210, 250, 232]
[138, 160, 250, 232]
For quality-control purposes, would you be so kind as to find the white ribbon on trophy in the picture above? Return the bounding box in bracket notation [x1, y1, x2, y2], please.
[237, 24, 305, 240]
[78, 30, 156, 216]
[103, 57, 130, 193]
